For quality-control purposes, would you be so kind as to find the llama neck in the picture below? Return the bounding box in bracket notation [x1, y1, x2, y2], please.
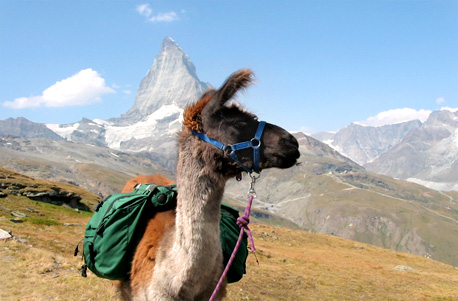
[147, 135, 228, 299]
[174, 146, 226, 249]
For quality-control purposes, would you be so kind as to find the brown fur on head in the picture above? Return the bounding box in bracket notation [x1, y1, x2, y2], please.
[182, 69, 255, 132]
[182, 90, 216, 132]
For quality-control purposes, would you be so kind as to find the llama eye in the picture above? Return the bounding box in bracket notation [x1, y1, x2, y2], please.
[235, 122, 247, 129]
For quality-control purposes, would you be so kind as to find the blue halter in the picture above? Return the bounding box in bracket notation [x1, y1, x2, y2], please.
[191, 121, 266, 174]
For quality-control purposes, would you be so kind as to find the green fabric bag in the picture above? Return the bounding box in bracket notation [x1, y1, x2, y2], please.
[220, 203, 248, 283]
[82, 184, 177, 280]
[80, 184, 248, 283]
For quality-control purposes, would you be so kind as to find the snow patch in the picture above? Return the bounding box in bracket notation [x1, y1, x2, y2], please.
[46, 123, 80, 140]
[104, 104, 183, 149]
[352, 122, 368, 127]
[110, 152, 120, 158]
[93, 119, 113, 126]
[454, 129, 458, 148]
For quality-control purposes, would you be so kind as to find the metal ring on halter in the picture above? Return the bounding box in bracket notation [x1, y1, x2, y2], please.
[250, 171, 261, 180]
[250, 138, 261, 148]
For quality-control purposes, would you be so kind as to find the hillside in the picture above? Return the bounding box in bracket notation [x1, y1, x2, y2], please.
[0, 135, 173, 196]
[0, 167, 101, 211]
[1, 171, 457, 300]
[225, 132, 458, 267]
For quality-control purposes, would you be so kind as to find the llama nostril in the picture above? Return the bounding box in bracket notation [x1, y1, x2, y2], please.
[282, 135, 299, 149]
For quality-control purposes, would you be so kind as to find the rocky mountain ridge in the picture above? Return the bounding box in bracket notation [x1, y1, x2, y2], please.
[114, 37, 210, 125]
[0, 117, 64, 141]
[312, 109, 458, 191]
[0, 135, 171, 197]
[312, 119, 422, 165]
[366, 109, 458, 191]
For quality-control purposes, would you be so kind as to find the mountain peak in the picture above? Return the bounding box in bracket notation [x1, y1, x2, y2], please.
[161, 36, 181, 52]
[0, 117, 63, 140]
[115, 37, 210, 125]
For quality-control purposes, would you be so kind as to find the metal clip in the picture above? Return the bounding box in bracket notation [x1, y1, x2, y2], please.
[248, 172, 261, 198]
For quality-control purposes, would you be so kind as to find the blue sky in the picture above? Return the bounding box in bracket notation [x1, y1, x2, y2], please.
[1, 1, 457, 133]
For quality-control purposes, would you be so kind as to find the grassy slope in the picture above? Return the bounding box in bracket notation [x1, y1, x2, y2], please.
[0, 167, 101, 209]
[1, 193, 457, 300]
[227, 154, 458, 267]
[229, 224, 458, 300]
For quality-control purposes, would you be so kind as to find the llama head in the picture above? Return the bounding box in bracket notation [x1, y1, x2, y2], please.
[182, 69, 300, 176]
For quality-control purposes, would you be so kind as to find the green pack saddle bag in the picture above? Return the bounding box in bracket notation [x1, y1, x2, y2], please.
[79, 183, 248, 283]
[219, 203, 248, 283]
[82, 184, 177, 280]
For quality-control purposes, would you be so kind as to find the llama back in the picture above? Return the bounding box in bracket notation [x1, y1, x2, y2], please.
[122, 174, 175, 193]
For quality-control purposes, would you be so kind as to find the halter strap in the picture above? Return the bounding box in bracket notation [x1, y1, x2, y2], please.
[191, 121, 266, 174]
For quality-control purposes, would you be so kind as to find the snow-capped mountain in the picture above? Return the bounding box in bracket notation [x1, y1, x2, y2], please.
[312, 120, 422, 165]
[45, 37, 210, 161]
[365, 109, 458, 191]
[113, 36, 210, 125]
[313, 109, 458, 191]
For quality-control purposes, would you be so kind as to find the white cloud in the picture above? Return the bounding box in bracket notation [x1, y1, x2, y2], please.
[356, 108, 432, 127]
[299, 126, 314, 135]
[440, 107, 458, 112]
[136, 4, 152, 17]
[3, 68, 114, 109]
[149, 11, 178, 22]
[136, 4, 179, 22]
[436, 97, 445, 104]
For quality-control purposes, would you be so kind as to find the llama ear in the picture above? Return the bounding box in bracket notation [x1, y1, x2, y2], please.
[202, 69, 254, 117]
[182, 89, 216, 131]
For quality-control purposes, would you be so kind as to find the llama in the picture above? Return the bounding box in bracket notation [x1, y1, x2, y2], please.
[119, 69, 300, 300]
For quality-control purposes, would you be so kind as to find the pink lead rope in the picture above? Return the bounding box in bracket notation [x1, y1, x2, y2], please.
[209, 175, 259, 301]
